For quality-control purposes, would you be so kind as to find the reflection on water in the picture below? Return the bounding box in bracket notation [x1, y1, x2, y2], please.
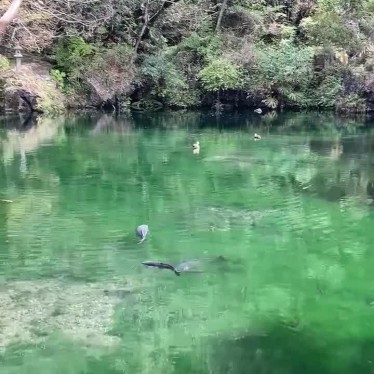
[0, 111, 374, 373]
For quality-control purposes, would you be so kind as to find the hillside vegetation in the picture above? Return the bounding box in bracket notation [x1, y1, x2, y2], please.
[1, 0, 374, 112]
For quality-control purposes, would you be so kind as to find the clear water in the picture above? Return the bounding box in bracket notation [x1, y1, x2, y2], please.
[0, 111, 374, 373]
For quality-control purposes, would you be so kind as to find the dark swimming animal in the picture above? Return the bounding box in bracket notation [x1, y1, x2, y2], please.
[136, 224, 149, 244]
[142, 256, 227, 276]
[141, 261, 181, 276]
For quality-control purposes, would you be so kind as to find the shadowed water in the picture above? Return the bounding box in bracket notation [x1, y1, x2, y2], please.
[0, 111, 374, 373]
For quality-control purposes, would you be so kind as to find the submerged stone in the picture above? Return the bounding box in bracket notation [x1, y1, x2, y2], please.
[0, 279, 139, 350]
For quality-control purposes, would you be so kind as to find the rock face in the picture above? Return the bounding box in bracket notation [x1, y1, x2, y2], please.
[2, 61, 64, 114]
[4, 86, 40, 113]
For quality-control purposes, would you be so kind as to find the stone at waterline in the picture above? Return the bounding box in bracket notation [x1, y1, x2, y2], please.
[2, 61, 64, 114]
[5, 87, 40, 113]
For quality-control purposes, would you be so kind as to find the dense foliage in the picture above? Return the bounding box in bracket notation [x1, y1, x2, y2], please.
[1, 0, 374, 111]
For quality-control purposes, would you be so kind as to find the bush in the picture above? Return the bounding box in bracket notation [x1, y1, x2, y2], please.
[314, 75, 344, 108]
[300, 13, 361, 51]
[179, 33, 223, 61]
[198, 58, 242, 92]
[249, 41, 315, 108]
[336, 93, 366, 112]
[81, 44, 137, 102]
[50, 69, 66, 90]
[318, 0, 364, 13]
[54, 42, 136, 104]
[0, 55, 10, 73]
[54, 37, 95, 73]
[141, 53, 198, 107]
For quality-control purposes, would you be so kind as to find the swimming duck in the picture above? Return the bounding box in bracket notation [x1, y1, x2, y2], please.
[192, 141, 200, 154]
[254, 133, 261, 140]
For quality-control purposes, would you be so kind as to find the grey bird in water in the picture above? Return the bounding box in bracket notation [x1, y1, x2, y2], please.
[136, 224, 149, 244]
[142, 256, 227, 276]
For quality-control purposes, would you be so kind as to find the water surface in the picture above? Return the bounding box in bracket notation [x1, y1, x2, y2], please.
[0, 111, 374, 373]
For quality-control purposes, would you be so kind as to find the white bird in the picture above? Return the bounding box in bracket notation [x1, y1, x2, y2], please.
[192, 141, 200, 154]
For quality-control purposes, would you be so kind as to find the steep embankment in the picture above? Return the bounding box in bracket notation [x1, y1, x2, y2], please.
[0, 48, 64, 114]
[1, 0, 374, 113]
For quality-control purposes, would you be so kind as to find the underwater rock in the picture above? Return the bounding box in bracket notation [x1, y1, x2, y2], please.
[0, 279, 139, 350]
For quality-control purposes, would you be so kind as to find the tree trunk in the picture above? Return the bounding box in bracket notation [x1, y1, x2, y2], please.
[134, 0, 181, 54]
[215, 90, 221, 113]
[0, 0, 23, 40]
[215, 0, 228, 32]
[134, 0, 150, 54]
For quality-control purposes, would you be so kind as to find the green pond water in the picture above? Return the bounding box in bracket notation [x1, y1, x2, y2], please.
[0, 111, 374, 373]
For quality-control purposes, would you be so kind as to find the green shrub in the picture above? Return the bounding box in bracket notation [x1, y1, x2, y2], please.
[179, 33, 223, 61]
[314, 75, 343, 108]
[0, 55, 10, 73]
[336, 93, 366, 112]
[81, 44, 136, 101]
[50, 69, 66, 90]
[141, 53, 198, 107]
[363, 0, 374, 12]
[318, 0, 364, 13]
[198, 58, 242, 92]
[300, 13, 360, 50]
[54, 42, 136, 104]
[253, 42, 314, 87]
[249, 41, 314, 108]
[54, 37, 95, 73]
[281, 26, 296, 41]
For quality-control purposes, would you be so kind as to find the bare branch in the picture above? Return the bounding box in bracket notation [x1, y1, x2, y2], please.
[134, 0, 181, 53]
[0, 0, 23, 40]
